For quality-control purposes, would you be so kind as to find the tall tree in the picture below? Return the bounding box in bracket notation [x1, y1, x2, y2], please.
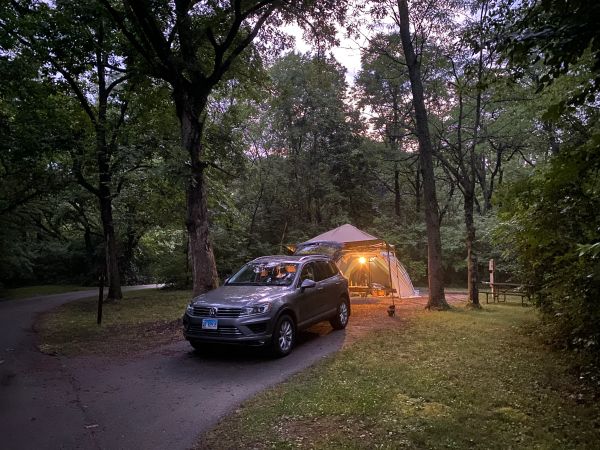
[495, 0, 600, 109]
[100, 0, 348, 295]
[1, 1, 144, 300]
[396, 0, 448, 309]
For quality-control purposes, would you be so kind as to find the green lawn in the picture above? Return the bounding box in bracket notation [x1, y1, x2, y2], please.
[199, 305, 600, 449]
[2, 284, 91, 300]
[37, 289, 191, 356]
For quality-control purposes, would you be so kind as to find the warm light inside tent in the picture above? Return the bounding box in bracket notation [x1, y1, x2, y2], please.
[358, 256, 367, 264]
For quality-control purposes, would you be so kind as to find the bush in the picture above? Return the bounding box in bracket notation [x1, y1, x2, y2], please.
[495, 132, 600, 353]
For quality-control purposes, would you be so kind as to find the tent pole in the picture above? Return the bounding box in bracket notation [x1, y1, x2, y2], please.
[386, 242, 395, 305]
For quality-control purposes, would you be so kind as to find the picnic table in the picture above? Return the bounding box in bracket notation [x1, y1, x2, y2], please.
[349, 285, 395, 297]
[480, 282, 532, 306]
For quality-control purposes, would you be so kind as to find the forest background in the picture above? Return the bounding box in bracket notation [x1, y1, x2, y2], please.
[1, 0, 598, 353]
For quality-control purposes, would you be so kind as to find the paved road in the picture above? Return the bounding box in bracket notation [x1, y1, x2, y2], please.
[0, 287, 346, 450]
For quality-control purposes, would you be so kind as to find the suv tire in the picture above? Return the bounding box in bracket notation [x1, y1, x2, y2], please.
[271, 314, 295, 357]
[330, 298, 350, 330]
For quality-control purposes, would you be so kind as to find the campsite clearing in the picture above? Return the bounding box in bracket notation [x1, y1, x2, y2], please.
[198, 302, 600, 449]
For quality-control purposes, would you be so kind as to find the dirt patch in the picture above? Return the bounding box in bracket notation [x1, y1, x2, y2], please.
[339, 294, 467, 347]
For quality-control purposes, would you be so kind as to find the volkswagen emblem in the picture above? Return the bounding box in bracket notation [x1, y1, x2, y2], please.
[209, 307, 218, 317]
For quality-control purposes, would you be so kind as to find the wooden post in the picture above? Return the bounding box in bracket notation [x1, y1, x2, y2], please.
[97, 268, 105, 325]
[489, 259, 496, 303]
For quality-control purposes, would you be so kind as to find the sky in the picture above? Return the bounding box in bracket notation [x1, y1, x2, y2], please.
[284, 24, 367, 85]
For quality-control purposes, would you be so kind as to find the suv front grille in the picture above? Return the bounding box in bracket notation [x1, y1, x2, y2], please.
[191, 306, 243, 317]
[187, 324, 243, 336]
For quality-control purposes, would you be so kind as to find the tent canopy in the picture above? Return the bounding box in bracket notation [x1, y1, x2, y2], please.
[302, 224, 384, 247]
[292, 224, 416, 298]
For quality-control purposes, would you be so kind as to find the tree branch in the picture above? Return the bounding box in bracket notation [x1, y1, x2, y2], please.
[106, 73, 132, 97]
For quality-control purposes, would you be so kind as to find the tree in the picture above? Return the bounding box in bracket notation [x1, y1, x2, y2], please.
[495, 125, 600, 349]
[232, 52, 371, 254]
[494, 0, 600, 109]
[100, 0, 348, 296]
[0, 56, 75, 286]
[490, 0, 600, 351]
[1, 1, 149, 300]
[354, 32, 421, 223]
[395, 0, 449, 309]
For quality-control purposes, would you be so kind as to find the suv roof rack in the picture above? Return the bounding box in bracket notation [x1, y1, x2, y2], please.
[250, 254, 330, 263]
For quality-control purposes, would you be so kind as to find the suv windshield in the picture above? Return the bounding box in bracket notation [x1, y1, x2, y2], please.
[227, 262, 299, 286]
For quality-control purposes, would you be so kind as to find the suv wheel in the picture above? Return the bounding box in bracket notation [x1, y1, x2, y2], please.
[330, 299, 350, 330]
[271, 314, 295, 357]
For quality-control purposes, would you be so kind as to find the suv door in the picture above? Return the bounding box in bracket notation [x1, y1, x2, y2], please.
[297, 262, 323, 324]
[313, 260, 342, 315]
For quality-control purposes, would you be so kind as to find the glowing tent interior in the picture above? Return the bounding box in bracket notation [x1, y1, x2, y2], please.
[290, 224, 416, 298]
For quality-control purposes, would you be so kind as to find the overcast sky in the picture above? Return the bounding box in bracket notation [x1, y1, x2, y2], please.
[285, 24, 367, 85]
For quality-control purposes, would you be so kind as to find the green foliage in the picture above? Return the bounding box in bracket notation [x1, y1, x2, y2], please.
[138, 228, 189, 288]
[230, 53, 378, 261]
[495, 129, 600, 349]
[495, 0, 600, 107]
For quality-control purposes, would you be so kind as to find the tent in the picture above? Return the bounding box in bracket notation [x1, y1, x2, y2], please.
[291, 224, 416, 298]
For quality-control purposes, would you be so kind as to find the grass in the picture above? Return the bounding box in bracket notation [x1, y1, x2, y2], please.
[199, 305, 600, 449]
[1, 284, 91, 300]
[36, 289, 191, 356]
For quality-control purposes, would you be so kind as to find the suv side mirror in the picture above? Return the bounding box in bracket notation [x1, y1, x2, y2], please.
[300, 279, 316, 291]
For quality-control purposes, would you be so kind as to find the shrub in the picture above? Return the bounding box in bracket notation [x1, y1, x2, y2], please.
[495, 132, 600, 353]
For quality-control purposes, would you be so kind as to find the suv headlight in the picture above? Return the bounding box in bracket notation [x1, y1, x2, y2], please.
[186, 303, 194, 315]
[241, 302, 272, 316]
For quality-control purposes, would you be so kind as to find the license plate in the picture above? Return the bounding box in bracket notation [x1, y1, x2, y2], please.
[202, 318, 218, 330]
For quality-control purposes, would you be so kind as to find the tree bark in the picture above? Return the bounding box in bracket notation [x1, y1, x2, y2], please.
[464, 190, 480, 307]
[99, 189, 122, 300]
[415, 161, 421, 213]
[397, 0, 448, 309]
[95, 27, 122, 301]
[175, 86, 219, 296]
[394, 162, 401, 219]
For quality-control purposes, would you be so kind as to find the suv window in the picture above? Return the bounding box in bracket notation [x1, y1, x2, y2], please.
[314, 260, 335, 281]
[300, 262, 316, 282]
[228, 262, 298, 286]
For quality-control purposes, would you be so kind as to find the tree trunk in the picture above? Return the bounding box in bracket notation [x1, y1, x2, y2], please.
[464, 190, 480, 307]
[176, 88, 219, 296]
[97, 123, 122, 301]
[415, 161, 421, 213]
[394, 163, 401, 219]
[95, 38, 122, 301]
[99, 191, 122, 300]
[397, 0, 448, 309]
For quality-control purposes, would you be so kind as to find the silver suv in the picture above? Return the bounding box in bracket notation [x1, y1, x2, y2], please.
[182, 255, 350, 356]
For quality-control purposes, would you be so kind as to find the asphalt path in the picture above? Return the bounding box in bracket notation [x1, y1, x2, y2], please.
[0, 287, 347, 450]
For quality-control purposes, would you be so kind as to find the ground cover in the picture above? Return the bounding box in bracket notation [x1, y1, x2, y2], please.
[1, 284, 91, 300]
[36, 289, 191, 356]
[199, 304, 600, 449]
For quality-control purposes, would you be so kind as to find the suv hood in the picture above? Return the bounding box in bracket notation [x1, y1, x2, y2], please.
[191, 285, 292, 306]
